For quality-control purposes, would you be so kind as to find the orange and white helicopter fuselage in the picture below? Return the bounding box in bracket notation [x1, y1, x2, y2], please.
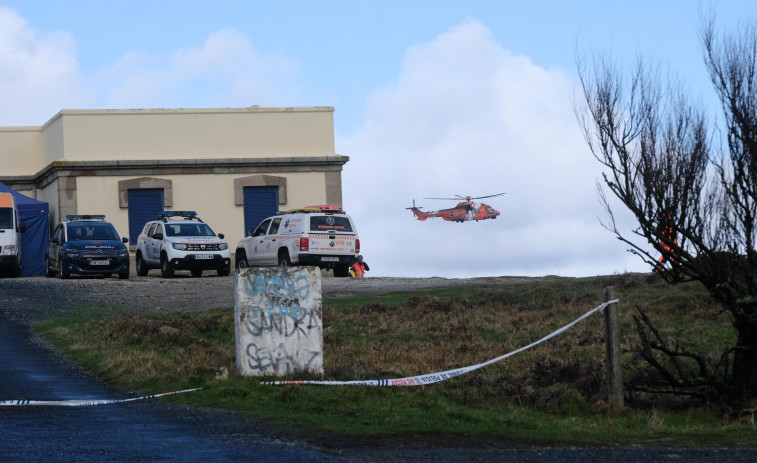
[407, 194, 504, 223]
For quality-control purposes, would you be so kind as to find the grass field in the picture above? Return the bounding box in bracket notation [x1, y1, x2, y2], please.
[35, 272, 757, 447]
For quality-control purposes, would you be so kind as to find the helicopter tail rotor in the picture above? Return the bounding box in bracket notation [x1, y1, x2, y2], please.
[406, 199, 424, 210]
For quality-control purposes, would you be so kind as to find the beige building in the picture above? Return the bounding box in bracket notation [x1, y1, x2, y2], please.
[0, 106, 348, 250]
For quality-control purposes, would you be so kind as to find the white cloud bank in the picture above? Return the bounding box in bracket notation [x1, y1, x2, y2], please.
[96, 28, 300, 109]
[339, 20, 648, 277]
[0, 7, 85, 125]
[0, 8, 300, 123]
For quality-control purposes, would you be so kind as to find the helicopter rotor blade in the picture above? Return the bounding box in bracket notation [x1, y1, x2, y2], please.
[467, 193, 506, 200]
[424, 193, 506, 201]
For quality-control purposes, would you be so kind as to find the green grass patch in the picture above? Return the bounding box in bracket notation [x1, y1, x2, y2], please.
[35, 273, 757, 447]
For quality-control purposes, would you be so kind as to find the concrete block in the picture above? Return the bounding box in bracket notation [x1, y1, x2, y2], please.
[234, 266, 323, 376]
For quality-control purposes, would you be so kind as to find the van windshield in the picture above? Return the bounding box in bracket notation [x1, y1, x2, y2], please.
[309, 216, 353, 232]
[0, 209, 13, 229]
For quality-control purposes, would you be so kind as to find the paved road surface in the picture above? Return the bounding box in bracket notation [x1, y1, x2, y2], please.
[0, 316, 350, 462]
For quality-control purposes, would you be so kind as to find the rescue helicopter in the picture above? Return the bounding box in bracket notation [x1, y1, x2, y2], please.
[406, 193, 505, 222]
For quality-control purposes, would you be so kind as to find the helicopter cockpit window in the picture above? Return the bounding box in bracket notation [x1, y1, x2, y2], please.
[310, 216, 353, 232]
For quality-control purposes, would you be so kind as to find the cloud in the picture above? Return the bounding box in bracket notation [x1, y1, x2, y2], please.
[0, 7, 86, 125]
[339, 20, 647, 278]
[0, 9, 302, 120]
[95, 28, 299, 109]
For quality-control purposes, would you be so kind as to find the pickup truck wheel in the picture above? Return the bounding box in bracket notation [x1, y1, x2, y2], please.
[278, 251, 291, 267]
[160, 255, 174, 278]
[334, 264, 349, 277]
[235, 252, 248, 269]
[135, 252, 149, 276]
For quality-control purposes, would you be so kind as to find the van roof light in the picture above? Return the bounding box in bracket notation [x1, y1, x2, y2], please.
[65, 214, 106, 221]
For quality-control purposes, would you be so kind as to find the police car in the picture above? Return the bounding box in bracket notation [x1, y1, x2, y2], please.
[46, 215, 130, 279]
[235, 205, 359, 277]
[135, 211, 231, 278]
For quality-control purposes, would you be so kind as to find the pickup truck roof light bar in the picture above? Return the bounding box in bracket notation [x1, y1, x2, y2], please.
[277, 204, 346, 215]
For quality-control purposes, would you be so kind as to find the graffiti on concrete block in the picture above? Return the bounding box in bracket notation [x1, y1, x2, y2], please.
[234, 267, 323, 376]
[245, 342, 321, 375]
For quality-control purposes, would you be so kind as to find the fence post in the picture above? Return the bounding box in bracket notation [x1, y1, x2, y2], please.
[604, 286, 624, 407]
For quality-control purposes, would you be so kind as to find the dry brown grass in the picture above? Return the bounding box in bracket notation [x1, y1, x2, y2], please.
[48, 273, 728, 409]
[323, 287, 612, 407]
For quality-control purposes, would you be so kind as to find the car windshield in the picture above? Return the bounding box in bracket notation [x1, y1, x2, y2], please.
[165, 222, 216, 237]
[309, 216, 353, 232]
[0, 209, 11, 230]
[68, 222, 120, 241]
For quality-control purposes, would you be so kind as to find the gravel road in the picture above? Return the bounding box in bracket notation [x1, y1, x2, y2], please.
[0, 271, 545, 323]
[2, 272, 757, 462]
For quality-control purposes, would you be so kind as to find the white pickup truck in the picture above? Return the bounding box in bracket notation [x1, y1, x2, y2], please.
[235, 205, 360, 277]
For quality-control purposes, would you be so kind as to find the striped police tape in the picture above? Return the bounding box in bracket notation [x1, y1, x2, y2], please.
[263, 299, 620, 387]
[0, 299, 620, 401]
[0, 387, 201, 407]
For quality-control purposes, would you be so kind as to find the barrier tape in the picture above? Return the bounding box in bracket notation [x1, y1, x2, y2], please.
[0, 387, 202, 407]
[263, 299, 620, 386]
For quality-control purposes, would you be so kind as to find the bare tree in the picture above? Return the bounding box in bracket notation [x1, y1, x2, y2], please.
[576, 16, 757, 402]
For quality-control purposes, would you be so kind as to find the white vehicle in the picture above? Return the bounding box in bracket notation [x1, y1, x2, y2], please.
[0, 192, 25, 277]
[135, 211, 231, 278]
[235, 204, 359, 277]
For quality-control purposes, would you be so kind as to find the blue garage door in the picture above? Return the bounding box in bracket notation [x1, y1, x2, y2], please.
[243, 186, 278, 236]
[128, 189, 164, 244]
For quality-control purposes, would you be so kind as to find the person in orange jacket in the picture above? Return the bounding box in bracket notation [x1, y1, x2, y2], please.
[350, 255, 369, 278]
[657, 215, 678, 269]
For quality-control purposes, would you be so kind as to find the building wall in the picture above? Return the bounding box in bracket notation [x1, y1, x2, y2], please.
[49, 107, 336, 162]
[0, 127, 46, 175]
[75, 171, 331, 249]
[41, 116, 65, 167]
[0, 106, 348, 252]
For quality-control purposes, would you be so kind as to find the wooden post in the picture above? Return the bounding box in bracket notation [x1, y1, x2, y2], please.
[604, 286, 624, 407]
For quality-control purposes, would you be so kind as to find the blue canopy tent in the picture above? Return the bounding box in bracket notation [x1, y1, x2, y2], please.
[0, 182, 49, 276]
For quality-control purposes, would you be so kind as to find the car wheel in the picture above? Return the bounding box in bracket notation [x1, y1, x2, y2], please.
[334, 264, 349, 278]
[58, 257, 69, 279]
[118, 271, 129, 280]
[191, 269, 203, 277]
[278, 251, 291, 267]
[217, 267, 230, 277]
[135, 252, 149, 276]
[160, 256, 174, 278]
[235, 252, 248, 269]
[45, 255, 55, 278]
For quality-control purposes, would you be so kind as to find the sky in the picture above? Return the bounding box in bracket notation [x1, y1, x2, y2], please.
[0, 0, 753, 278]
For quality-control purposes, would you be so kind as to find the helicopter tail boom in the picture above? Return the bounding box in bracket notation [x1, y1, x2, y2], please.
[406, 200, 430, 220]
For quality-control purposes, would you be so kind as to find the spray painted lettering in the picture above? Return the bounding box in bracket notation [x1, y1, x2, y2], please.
[235, 267, 324, 376]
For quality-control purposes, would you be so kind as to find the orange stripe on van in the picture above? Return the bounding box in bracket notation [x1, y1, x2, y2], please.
[0, 193, 13, 208]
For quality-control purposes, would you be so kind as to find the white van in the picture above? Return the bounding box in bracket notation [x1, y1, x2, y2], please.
[0, 192, 25, 277]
